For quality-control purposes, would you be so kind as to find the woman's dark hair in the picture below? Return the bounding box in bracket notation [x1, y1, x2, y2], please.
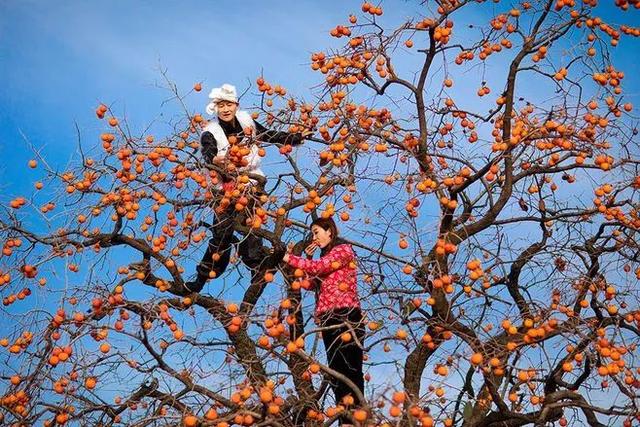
[310, 217, 340, 256]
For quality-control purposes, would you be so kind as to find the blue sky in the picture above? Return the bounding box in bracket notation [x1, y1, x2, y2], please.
[0, 0, 435, 407]
[0, 0, 344, 180]
[1, 0, 638, 191]
[1, 0, 639, 421]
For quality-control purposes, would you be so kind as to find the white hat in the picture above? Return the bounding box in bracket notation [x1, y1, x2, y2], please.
[206, 83, 238, 115]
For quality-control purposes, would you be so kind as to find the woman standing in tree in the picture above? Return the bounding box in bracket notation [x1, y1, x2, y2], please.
[185, 83, 308, 293]
[283, 217, 365, 425]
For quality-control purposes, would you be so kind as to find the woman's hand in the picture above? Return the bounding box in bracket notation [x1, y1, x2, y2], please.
[282, 242, 295, 263]
[304, 242, 318, 257]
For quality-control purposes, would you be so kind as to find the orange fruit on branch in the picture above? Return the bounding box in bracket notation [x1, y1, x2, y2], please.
[470, 352, 484, 365]
[183, 415, 198, 427]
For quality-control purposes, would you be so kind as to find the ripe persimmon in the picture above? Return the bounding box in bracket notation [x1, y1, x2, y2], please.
[85, 377, 97, 389]
[470, 352, 484, 365]
[183, 415, 198, 427]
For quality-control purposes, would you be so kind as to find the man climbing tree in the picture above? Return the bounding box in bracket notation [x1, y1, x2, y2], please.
[185, 83, 310, 292]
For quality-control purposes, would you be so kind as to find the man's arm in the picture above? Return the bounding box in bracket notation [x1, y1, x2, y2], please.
[255, 122, 305, 146]
[200, 123, 230, 164]
[200, 131, 218, 164]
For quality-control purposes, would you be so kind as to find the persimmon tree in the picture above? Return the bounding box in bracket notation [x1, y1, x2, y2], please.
[2, 1, 640, 426]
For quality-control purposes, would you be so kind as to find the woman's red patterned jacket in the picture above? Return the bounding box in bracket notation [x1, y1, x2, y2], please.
[285, 243, 360, 317]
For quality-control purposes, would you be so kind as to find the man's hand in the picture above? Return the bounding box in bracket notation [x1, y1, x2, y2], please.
[300, 129, 314, 139]
[212, 155, 226, 165]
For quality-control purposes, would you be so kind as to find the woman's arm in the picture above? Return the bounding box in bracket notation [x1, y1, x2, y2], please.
[285, 245, 354, 276]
